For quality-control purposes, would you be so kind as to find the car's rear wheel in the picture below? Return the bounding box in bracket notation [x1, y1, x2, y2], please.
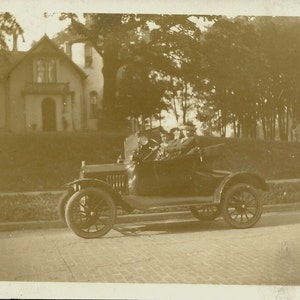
[190, 205, 221, 221]
[221, 184, 263, 229]
[65, 187, 116, 239]
[58, 188, 74, 224]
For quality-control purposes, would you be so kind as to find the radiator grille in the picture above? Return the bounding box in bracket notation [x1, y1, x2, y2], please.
[106, 174, 126, 188]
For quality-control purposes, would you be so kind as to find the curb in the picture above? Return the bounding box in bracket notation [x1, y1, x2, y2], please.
[0, 202, 300, 232]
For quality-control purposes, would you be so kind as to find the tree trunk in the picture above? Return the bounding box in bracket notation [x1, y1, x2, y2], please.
[250, 115, 257, 139]
[276, 90, 287, 141]
[285, 101, 290, 141]
[182, 81, 188, 124]
[233, 119, 237, 137]
[264, 114, 276, 141]
[262, 117, 267, 140]
[277, 109, 284, 141]
[172, 97, 179, 123]
[237, 118, 241, 138]
[220, 109, 227, 137]
[101, 38, 121, 128]
[271, 115, 276, 140]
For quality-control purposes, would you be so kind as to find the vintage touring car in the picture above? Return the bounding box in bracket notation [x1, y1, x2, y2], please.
[59, 128, 268, 239]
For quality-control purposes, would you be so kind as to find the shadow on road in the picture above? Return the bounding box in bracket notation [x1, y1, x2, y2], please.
[113, 219, 219, 237]
[112, 211, 300, 237]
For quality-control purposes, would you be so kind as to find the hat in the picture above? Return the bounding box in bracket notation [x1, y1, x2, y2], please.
[160, 129, 168, 136]
[179, 125, 195, 132]
[170, 127, 180, 133]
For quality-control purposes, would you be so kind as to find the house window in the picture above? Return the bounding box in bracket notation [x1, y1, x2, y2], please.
[85, 44, 93, 67]
[90, 91, 98, 118]
[35, 58, 57, 83]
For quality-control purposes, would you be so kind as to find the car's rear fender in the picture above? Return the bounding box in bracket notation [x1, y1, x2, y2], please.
[65, 178, 134, 213]
[213, 172, 268, 204]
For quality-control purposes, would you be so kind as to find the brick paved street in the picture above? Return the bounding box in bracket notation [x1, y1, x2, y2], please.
[0, 211, 300, 285]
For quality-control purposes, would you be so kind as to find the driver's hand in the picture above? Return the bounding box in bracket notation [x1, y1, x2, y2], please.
[149, 146, 159, 151]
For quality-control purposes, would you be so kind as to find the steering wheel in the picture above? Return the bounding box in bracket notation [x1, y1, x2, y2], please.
[140, 138, 160, 161]
[148, 138, 159, 145]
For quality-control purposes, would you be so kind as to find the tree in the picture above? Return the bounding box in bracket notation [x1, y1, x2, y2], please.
[51, 24, 79, 48]
[58, 14, 217, 129]
[201, 16, 262, 138]
[142, 15, 216, 126]
[201, 16, 300, 141]
[59, 13, 148, 127]
[254, 17, 300, 141]
[0, 12, 24, 50]
[115, 46, 167, 129]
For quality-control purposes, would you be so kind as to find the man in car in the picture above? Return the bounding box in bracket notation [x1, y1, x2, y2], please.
[177, 124, 197, 155]
[162, 127, 181, 156]
[159, 125, 197, 159]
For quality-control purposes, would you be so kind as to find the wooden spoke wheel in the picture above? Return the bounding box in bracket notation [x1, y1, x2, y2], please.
[58, 188, 74, 224]
[65, 187, 116, 239]
[190, 205, 221, 221]
[221, 184, 263, 229]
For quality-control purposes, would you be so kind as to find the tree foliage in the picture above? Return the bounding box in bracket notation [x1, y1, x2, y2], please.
[60, 13, 300, 139]
[140, 15, 217, 125]
[59, 13, 218, 129]
[115, 51, 167, 123]
[0, 12, 24, 50]
[254, 17, 300, 140]
[201, 16, 300, 140]
[201, 16, 261, 137]
[59, 13, 147, 127]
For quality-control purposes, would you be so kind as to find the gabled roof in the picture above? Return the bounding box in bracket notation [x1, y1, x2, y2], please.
[0, 51, 26, 78]
[4, 35, 87, 79]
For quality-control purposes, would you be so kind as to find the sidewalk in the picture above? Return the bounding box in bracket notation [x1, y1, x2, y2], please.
[1, 202, 300, 232]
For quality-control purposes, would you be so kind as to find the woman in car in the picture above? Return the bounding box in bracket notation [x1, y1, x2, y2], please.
[155, 130, 170, 160]
[160, 125, 197, 159]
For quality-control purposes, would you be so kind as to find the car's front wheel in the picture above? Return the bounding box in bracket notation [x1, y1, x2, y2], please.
[65, 187, 116, 239]
[58, 188, 74, 224]
[190, 205, 221, 221]
[221, 184, 263, 229]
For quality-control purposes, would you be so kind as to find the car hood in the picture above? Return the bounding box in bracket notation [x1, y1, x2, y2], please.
[82, 162, 134, 173]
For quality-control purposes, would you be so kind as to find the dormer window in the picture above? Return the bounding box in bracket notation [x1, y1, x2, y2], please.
[35, 58, 57, 83]
[85, 44, 93, 67]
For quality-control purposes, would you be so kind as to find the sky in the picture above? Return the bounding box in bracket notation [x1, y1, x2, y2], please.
[1, 5, 300, 300]
[4, 0, 300, 52]
[9, 12, 71, 51]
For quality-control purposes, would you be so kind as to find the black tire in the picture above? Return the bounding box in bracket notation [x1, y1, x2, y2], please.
[65, 187, 116, 239]
[221, 184, 263, 229]
[190, 205, 221, 221]
[58, 188, 74, 224]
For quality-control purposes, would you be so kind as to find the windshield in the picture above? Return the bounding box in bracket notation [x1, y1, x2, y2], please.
[124, 127, 162, 160]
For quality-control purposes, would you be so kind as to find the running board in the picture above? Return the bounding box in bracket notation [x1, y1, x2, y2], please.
[122, 195, 214, 211]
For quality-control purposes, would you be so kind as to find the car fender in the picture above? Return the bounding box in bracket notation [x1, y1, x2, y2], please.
[65, 178, 133, 213]
[213, 172, 268, 204]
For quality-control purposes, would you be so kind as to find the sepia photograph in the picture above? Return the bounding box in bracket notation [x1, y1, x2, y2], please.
[0, 0, 300, 299]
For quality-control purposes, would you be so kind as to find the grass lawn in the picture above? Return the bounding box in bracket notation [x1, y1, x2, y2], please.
[0, 132, 300, 193]
[0, 131, 125, 192]
[0, 181, 299, 222]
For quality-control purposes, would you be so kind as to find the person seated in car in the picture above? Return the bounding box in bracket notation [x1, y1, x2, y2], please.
[159, 125, 197, 159]
[177, 124, 197, 155]
[155, 130, 170, 160]
[163, 127, 181, 155]
[153, 127, 181, 160]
